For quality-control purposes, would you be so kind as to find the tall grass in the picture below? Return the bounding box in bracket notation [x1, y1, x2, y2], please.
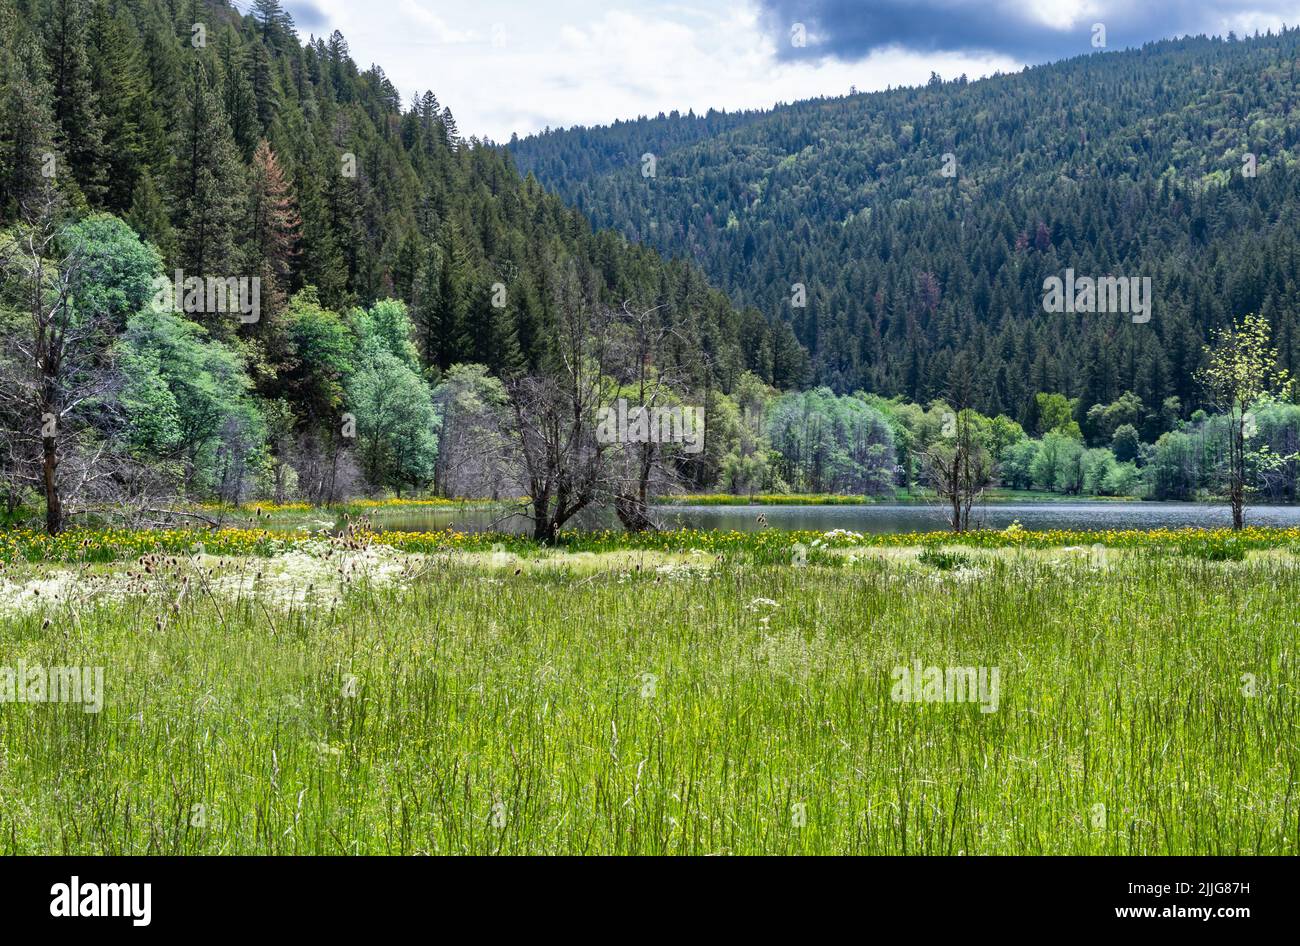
[1, 547, 1295, 854]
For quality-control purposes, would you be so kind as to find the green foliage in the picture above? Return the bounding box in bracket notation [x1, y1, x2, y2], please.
[916, 546, 973, 570]
[766, 388, 896, 494]
[1031, 431, 1084, 492]
[281, 288, 355, 422]
[512, 30, 1300, 423]
[999, 439, 1041, 490]
[352, 297, 420, 369]
[61, 212, 161, 326]
[1149, 429, 1202, 500]
[1101, 460, 1143, 497]
[118, 307, 266, 498]
[1034, 393, 1082, 440]
[347, 350, 438, 494]
[1111, 423, 1141, 463]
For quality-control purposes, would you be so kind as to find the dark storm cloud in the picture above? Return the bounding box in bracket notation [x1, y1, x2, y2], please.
[760, 1, 1294, 62]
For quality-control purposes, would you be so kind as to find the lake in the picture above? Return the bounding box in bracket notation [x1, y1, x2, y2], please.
[338, 501, 1300, 535]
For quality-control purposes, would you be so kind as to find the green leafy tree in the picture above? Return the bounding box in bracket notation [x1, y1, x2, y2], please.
[1110, 423, 1141, 463]
[1034, 392, 1082, 440]
[1199, 313, 1292, 528]
[62, 212, 160, 327]
[118, 306, 265, 500]
[347, 350, 438, 495]
[1031, 431, 1083, 492]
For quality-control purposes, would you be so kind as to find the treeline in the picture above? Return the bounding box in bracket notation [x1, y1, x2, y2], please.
[509, 29, 1300, 425]
[693, 383, 1300, 504]
[2, 202, 1296, 524]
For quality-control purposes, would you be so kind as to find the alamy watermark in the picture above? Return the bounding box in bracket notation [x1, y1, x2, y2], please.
[151, 270, 261, 324]
[50, 877, 150, 926]
[1042, 269, 1151, 323]
[891, 661, 1000, 713]
[595, 399, 704, 454]
[1, 660, 103, 713]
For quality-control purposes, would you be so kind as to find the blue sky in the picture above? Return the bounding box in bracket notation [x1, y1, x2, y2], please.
[277, 1, 1300, 140]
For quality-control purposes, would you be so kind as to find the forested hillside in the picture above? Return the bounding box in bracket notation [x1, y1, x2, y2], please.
[510, 29, 1300, 427]
[0, 0, 796, 382]
[0, 0, 816, 524]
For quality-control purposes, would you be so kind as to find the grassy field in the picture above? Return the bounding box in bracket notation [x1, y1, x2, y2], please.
[0, 529, 1296, 855]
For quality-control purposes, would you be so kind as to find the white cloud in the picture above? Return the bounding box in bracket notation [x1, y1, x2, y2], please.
[289, 0, 1020, 139]
[1021, 1, 1107, 30]
[395, 0, 475, 43]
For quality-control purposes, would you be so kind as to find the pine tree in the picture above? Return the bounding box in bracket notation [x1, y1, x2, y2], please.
[222, 43, 261, 160]
[250, 38, 278, 132]
[420, 227, 472, 368]
[248, 138, 301, 314]
[127, 168, 175, 259]
[172, 60, 246, 280]
[295, 149, 347, 306]
[440, 106, 459, 148]
[40, 0, 106, 204]
[87, 4, 160, 213]
[0, 7, 58, 214]
[252, 0, 296, 49]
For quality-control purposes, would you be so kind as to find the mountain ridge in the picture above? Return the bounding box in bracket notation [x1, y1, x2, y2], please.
[508, 28, 1300, 425]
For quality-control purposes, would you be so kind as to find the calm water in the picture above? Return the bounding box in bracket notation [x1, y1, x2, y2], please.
[343, 502, 1300, 535]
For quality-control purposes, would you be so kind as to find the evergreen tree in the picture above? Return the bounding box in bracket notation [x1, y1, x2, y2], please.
[0, 5, 58, 214]
[248, 137, 301, 314]
[172, 59, 246, 280]
[40, 0, 106, 204]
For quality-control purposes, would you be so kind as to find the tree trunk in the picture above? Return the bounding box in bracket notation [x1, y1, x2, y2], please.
[614, 493, 658, 532]
[42, 433, 61, 535]
[1231, 419, 1246, 531]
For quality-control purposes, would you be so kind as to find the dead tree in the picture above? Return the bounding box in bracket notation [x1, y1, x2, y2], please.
[503, 269, 619, 543]
[920, 354, 993, 532]
[0, 185, 112, 534]
[608, 301, 692, 532]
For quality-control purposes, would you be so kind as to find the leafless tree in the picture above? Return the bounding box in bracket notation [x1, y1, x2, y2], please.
[502, 264, 620, 543]
[0, 184, 123, 533]
[432, 364, 517, 499]
[921, 407, 993, 532]
[920, 355, 993, 532]
[294, 429, 362, 506]
[606, 301, 697, 532]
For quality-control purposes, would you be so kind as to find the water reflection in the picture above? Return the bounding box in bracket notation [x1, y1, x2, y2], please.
[334, 501, 1300, 535]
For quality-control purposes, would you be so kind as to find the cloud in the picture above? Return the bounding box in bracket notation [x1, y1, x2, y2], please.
[284, 1, 330, 34]
[303, 1, 1016, 140]
[759, 0, 1300, 62]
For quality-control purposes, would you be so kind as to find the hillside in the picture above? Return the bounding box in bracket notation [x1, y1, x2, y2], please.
[509, 30, 1300, 425]
[0, 0, 786, 388]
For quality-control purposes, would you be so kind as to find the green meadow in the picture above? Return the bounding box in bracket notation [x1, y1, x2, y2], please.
[0, 533, 1295, 854]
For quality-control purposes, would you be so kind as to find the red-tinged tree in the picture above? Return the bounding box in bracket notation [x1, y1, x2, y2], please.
[248, 138, 301, 318]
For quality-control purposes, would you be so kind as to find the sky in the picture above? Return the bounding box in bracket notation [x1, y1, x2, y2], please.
[273, 0, 1300, 141]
